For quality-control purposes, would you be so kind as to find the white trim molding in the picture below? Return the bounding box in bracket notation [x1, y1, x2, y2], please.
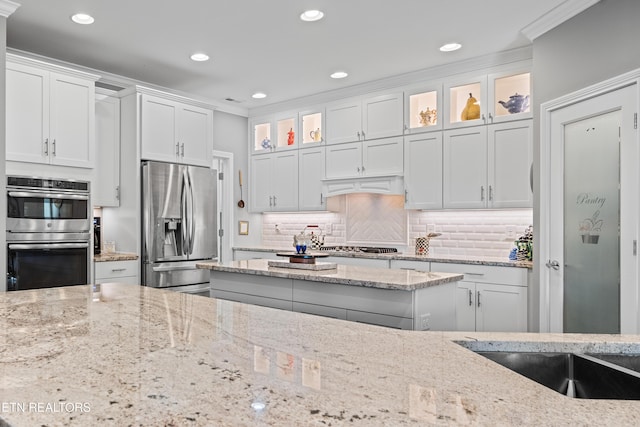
[0, 0, 19, 18]
[522, 0, 600, 41]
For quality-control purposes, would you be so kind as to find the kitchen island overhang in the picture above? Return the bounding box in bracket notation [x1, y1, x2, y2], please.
[197, 259, 463, 330]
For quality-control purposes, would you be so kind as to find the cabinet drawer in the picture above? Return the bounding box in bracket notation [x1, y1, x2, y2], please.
[95, 260, 138, 280]
[430, 262, 527, 286]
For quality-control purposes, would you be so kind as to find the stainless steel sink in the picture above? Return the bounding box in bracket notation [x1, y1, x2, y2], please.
[478, 351, 640, 399]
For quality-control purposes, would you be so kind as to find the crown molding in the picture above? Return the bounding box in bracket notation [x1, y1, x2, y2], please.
[521, 0, 600, 41]
[6, 48, 249, 117]
[249, 46, 532, 117]
[0, 0, 19, 18]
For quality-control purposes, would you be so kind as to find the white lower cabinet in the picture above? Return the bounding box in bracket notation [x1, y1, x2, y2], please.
[233, 250, 280, 261]
[431, 262, 528, 332]
[94, 260, 139, 285]
[456, 281, 527, 332]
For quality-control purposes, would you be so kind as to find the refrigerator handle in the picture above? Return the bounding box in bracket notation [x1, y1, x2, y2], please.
[187, 169, 196, 255]
[181, 169, 190, 256]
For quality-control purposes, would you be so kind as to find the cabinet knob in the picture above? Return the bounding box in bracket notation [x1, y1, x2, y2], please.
[180, 142, 185, 157]
[357, 166, 361, 173]
[43, 138, 49, 155]
[489, 185, 493, 201]
[468, 289, 473, 306]
[357, 131, 361, 140]
[480, 186, 485, 201]
[175, 142, 180, 156]
[477, 291, 481, 307]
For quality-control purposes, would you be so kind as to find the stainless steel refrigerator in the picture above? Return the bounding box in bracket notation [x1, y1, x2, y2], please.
[141, 160, 217, 296]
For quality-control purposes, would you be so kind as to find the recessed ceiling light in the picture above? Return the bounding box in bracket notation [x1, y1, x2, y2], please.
[252, 92, 267, 99]
[300, 10, 324, 22]
[330, 71, 348, 79]
[71, 13, 95, 25]
[439, 43, 462, 52]
[190, 53, 209, 62]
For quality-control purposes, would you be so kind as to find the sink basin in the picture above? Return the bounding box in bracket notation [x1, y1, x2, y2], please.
[478, 351, 640, 400]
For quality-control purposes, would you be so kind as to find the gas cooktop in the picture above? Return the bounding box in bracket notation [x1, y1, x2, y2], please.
[319, 246, 398, 254]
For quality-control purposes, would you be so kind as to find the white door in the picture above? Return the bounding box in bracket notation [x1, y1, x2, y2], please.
[488, 120, 533, 208]
[250, 154, 273, 212]
[141, 94, 178, 163]
[326, 99, 361, 144]
[6, 62, 49, 164]
[443, 127, 487, 209]
[544, 84, 638, 334]
[298, 147, 326, 211]
[363, 92, 404, 140]
[362, 137, 403, 176]
[404, 132, 443, 210]
[476, 283, 527, 332]
[455, 281, 476, 331]
[179, 104, 212, 167]
[212, 151, 233, 264]
[49, 72, 94, 167]
[325, 142, 362, 179]
[272, 151, 299, 211]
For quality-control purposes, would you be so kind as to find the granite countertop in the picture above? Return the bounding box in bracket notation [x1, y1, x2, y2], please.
[1, 284, 639, 426]
[233, 246, 533, 269]
[196, 259, 464, 291]
[93, 252, 139, 262]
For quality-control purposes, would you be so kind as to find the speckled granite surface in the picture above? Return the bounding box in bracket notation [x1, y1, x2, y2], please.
[197, 259, 463, 290]
[233, 246, 533, 268]
[1, 284, 639, 426]
[93, 252, 139, 262]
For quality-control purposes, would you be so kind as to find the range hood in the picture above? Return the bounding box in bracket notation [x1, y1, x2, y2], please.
[321, 175, 404, 197]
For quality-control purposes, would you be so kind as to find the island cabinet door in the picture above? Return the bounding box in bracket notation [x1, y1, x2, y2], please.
[455, 281, 477, 331]
[475, 283, 527, 332]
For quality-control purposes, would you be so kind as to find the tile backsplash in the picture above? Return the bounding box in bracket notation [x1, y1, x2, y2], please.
[262, 195, 532, 258]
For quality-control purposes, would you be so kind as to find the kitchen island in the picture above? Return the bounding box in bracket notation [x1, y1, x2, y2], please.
[1, 283, 639, 426]
[197, 259, 464, 330]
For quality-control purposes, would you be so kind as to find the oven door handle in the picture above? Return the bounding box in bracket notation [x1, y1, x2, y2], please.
[8, 191, 90, 200]
[8, 242, 90, 250]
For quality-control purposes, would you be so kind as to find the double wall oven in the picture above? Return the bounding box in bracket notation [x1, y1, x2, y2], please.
[7, 176, 91, 291]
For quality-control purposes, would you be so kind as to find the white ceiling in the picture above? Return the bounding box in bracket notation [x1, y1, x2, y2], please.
[6, 0, 575, 112]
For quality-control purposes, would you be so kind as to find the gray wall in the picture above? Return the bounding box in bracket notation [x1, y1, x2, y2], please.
[212, 111, 262, 247]
[531, 0, 640, 330]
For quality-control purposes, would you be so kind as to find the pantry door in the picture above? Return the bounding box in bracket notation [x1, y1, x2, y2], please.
[542, 83, 638, 334]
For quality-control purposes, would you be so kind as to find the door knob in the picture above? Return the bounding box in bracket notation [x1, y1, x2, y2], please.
[546, 260, 560, 270]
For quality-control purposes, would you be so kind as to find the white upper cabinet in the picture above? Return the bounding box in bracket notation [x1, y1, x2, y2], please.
[404, 132, 443, 210]
[298, 146, 326, 211]
[140, 93, 213, 167]
[443, 120, 533, 209]
[6, 56, 98, 168]
[488, 120, 533, 208]
[325, 137, 403, 179]
[326, 92, 404, 144]
[250, 151, 299, 212]
[443, 126, 488, 209]
[93, 90, 121, 207]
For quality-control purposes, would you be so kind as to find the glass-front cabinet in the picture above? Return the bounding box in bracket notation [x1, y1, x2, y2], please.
[489, 71, 531, 123]
[251, 116, 272, 154]
[444, 76, 487, 129]
[404, 84, 442, 134]
[274, 111, 298, 151]
[299, 107, 324, 147]
[444, 69, 531, 129]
